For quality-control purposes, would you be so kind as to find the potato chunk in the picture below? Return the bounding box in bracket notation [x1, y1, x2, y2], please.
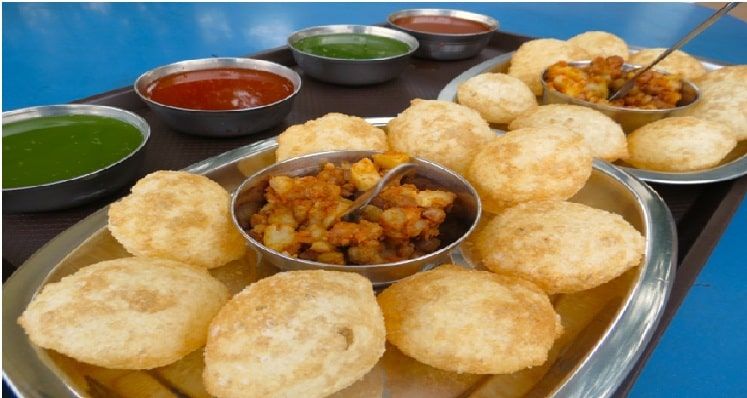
[373, 151, 410, 169]
[351, 158, 381, 191]
[416, 190, 456, 208]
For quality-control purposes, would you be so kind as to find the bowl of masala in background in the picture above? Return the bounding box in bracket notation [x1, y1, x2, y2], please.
[288, 25, 418, 86]
[388, 9, 498, 60]
[2, 105, 149, 213]
[134, 58, 301, 137]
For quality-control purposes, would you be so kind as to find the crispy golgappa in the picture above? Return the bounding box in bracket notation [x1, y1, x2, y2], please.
[678, 71, 747, 141]
[276, 113, 388, 161]
[508, 38, 588, 95]
[203, 270, 385, 398]
[18, 257, 229, 369]
[475, 201, 645, 294]
[509, 104, 628, 161]
[567, 31, 629, 60]
[466, 127, 592, 213]
[457, 73, 538, 124]
[387, 99, 495, 174]
[377, 266, 561, 374]
[626, 116, 737, 171]
[108, 171, 246, 269]
[628, 49, 706, 81]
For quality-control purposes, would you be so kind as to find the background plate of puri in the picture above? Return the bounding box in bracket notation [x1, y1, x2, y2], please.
[450, 30, 746, 180]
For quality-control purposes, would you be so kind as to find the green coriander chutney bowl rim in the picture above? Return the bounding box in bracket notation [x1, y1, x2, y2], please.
[287, 24, 419, 62]
[2, 104, 150, 192]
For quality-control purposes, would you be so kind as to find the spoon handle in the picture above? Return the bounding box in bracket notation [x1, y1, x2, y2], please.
[341, 162, 418, 222]
[609, 2, 739, 101]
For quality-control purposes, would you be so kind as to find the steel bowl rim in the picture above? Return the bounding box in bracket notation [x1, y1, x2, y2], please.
[2, 104, 150, 192]
[540, 60, 701, 114]
[132, 57, 302, 114]
[387, 8, 499, 38]
[231, 149, 482, 271]
[437, 52, 745, 184]
[287, 24, 419, 62]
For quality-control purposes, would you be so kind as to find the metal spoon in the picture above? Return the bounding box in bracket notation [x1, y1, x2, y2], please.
[340, 162, 418, 222]
[609, 2, 738, 101]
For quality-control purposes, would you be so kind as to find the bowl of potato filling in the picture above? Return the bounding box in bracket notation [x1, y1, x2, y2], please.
[232, 150, 481, 286]
[541, 56, 700, 132]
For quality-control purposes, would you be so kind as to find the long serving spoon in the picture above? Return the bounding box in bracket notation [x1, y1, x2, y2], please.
[609, 2, 739, 101]
[340, 162, 418, 222]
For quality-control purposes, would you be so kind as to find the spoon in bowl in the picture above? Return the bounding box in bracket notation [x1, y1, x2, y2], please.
[341, 162, 418, 222]
[609, 2, 738, 101]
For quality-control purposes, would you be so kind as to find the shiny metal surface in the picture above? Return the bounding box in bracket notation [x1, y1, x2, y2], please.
[387, 9, 498, 60]
[133, 57, 301, 137]
[4, 116, 676, 398]
[232, 150, 482, 287]
[541, 60, 700, 133]
[2, 105, 150, 213]
[437, 51, 747, 184]
[287, 25, 418, 86]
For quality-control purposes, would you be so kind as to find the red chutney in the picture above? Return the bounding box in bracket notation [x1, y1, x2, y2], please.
[146, 68, 294, 111]
[393, 15, 491, 34]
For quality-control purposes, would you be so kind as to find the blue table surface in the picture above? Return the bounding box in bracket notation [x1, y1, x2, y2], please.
[3, 3, 746, 397]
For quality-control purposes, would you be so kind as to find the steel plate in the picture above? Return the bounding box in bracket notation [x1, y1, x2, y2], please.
[437, 51, 747, 185]
[3, 118, 676, 398]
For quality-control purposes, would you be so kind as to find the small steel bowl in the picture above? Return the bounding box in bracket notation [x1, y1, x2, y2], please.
[2, 105, 149, 213]
[287, 25, 419, 86]
[134, 58, 301, 137]
[541, 60, 701, 132]
[231, 150, 481, 286]
[387, 9, 498, 61]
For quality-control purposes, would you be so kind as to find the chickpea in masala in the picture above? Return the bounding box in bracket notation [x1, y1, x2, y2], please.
[545, 56, 684, 109]
[248, 152, 456, 265]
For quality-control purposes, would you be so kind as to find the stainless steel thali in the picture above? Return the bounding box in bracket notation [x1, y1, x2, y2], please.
[3, 118, 676, 398]
[437, 52, 747, 185]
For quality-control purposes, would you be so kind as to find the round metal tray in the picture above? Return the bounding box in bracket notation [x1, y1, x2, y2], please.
[3, 118, 676, 398]
[437, 52, 747, 185]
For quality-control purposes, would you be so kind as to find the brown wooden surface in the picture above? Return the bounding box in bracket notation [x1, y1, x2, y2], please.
[3, 30, 746, 395]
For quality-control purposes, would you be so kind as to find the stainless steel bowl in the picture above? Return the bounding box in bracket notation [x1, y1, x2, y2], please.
[387, 9, 498, 60]
[134, 57, 301, 137]
[541, 60, 701, 132]
[231, 150, 481, 286]
[2, 105, 149, 213]
[287, 25, 418, 86]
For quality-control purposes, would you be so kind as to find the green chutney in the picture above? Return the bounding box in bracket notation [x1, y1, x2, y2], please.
[293, 33, 411, 60]
[3, 114, 143, 188]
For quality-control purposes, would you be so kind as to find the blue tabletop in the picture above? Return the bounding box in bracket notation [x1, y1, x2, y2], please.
[3, 3, 747, 397]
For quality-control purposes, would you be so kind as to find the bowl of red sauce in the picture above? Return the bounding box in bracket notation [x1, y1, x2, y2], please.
[134, 58, 301, 137]
[388, 9, 498, 61]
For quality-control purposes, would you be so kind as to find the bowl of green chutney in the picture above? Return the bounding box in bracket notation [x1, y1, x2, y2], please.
[2, 105, 150, 213]
[288, 25, 418, 85]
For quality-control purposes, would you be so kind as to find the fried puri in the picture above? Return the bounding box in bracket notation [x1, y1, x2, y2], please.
[276, 113, 388, 161]
[567, 31, 629, 60]
[377, 266, 561, 374]
[203, 270, 385, 398]
[475, 201, 645, 294]
[678, 67, 747, 140]
[18, 257, 230, 369]
[694, 65, 747, 87]
[507, 38, 588, 95]
[457, 73, 538, 124]
[108, 171, 246, 269]
[509, 104, 628, 161]
[387, 99, 495, 174]
[628, 49, 706, 81]
[626, 116, 737, 171]
[466, 127, 592, 213]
